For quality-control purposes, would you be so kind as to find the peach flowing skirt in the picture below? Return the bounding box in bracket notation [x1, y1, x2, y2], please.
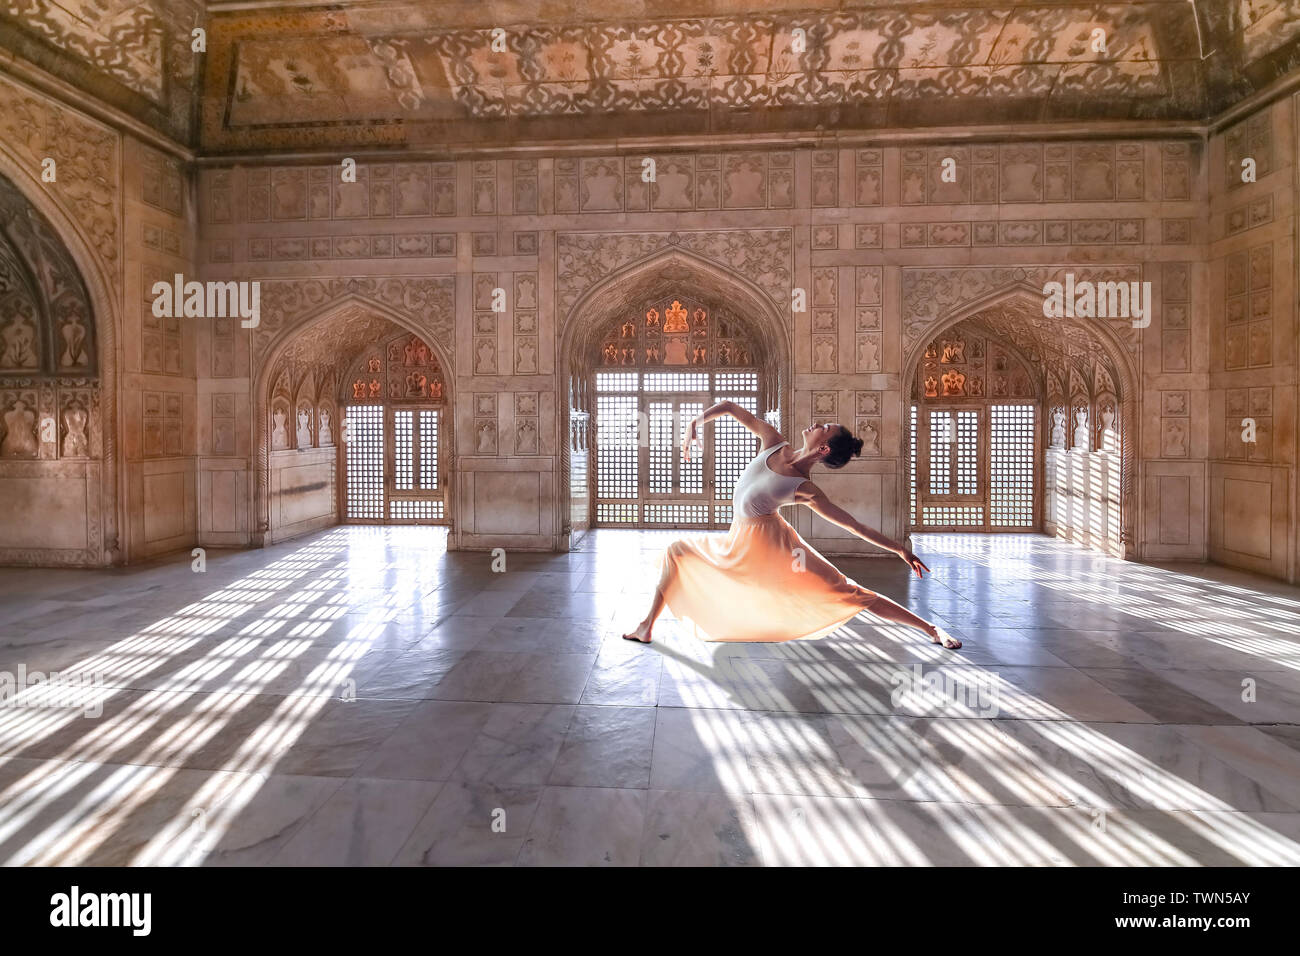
[657, 513, 881, 642]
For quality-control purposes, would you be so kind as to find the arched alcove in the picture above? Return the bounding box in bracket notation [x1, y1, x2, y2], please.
[0, 167, 119, 566]
[901, 287, 1140, 558]
[253, 297, 456, 546]
[557, 248, 792, 543]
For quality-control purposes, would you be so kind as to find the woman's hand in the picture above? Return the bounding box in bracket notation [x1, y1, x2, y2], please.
[682, 417, 702, 462]
[899, 548, 930, 579]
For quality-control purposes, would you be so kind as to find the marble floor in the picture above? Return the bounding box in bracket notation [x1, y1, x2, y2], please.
[1, 526, 1299, 866]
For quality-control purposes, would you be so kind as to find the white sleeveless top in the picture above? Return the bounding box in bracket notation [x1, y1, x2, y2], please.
[732, 442, 809, 517]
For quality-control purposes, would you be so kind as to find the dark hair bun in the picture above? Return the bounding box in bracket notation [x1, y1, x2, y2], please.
[852, 437, 864, 457]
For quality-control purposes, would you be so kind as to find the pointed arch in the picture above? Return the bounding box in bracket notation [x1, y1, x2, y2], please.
[252, 295, 457, 545]
[559, 245, 791, 402]
[0, 156, 123, 565]
[557, 247, 793, 545]
[901, 285, 1141, 559]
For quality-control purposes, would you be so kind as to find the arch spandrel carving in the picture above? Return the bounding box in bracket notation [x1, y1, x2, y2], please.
[0, 73, 120, 282]
[901, 266, 1142, 360]
[255, 278, 456, 368]
[557, 230, 793, 323]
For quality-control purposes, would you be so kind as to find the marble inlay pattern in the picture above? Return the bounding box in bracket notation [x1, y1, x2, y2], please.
[1, 527, 1298, 866]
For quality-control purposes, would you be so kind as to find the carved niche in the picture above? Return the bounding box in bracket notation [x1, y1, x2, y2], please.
[914, 322, 1034, 403]
[0, 173, 101, 461]
[0, 175, 98, 377]
[596, 294, 759, 369]
[344, 331, 446, 404]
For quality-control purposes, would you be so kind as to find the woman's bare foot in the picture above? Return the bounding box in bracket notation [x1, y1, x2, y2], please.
[928, 625, 962, 650]
[622, 622, 653, 644]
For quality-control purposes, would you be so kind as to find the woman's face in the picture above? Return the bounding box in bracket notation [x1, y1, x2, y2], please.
[801, 422, 841, 453]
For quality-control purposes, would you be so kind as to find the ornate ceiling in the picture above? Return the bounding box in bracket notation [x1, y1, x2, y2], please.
[0, 0, 204, 143]
[2, 2, 1300, 151]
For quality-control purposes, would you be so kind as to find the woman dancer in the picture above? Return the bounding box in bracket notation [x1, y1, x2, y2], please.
[622, 401, 962, 649]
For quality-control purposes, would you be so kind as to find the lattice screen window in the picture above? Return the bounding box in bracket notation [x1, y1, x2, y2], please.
[338, 328, 446, 526]
[391, 500, 445, 520]
[910, 405, 917, 525]
[344, 405, 383, 519]
[596, 371, 639, 391]
[990, 404, 1035, 527]
[714, 395, 759, 502]
[596, 394, 638, 500]
[644, 504, 709, 524]
[716, 372, 759, 391]
[955, 410, 978, 494]
[595, 503, 637, 523]
[394, 410, 414, 490]
[912, 321, 1044, 533]
[592, 318, 761, 529]
[419, 410, 438, 490]
[645, 372, 708, 391]
[649, 401, 674, 494]
[929, 410, 952, 495]
[927, 409, 977, 497]
[922, 506, 985, 526]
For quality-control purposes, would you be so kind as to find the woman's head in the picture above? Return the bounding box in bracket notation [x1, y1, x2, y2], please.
[800, 422, 864, 469]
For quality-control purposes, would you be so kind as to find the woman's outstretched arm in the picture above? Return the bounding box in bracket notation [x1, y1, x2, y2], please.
[795, 483, 931, 578]
[683, 400, 781, 460]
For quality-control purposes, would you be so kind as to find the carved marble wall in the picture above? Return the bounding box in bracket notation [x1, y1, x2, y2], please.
[2, 65, 1294, 578]
[1204, 97, 1297, 579]
[126, 136, 197, 559]
[193, 135, 1210, 561]
[6, 7, 1300, 581]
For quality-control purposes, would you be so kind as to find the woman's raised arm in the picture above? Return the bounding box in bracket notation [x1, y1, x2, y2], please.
[683, 400, 782, 460]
